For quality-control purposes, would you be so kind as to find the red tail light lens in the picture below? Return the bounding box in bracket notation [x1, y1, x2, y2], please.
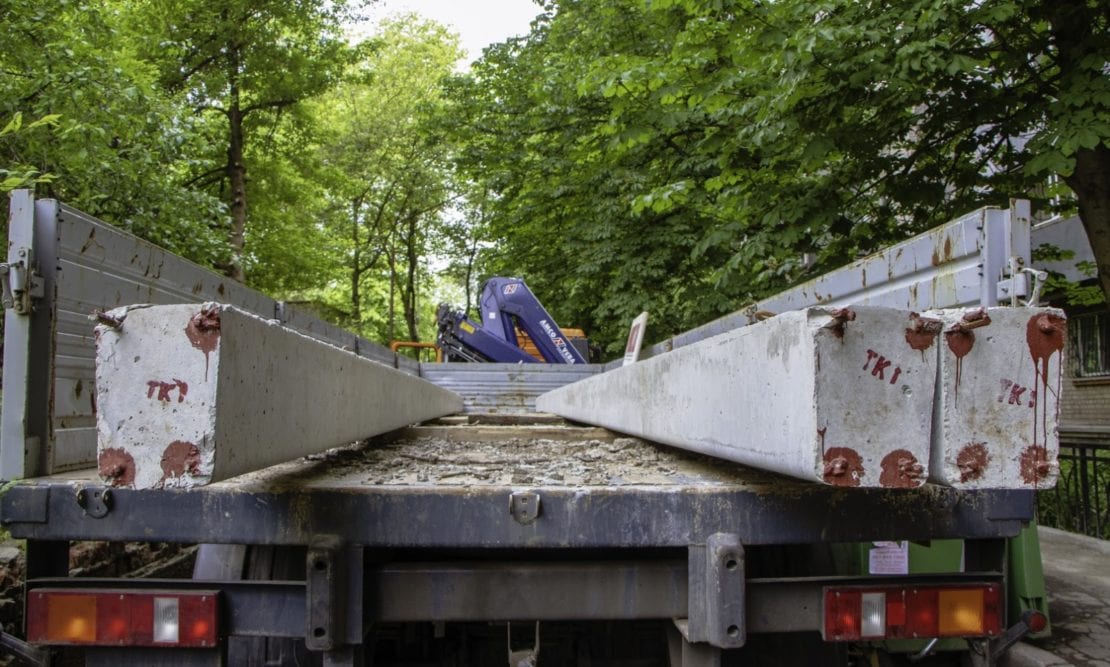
[26, 589, 218, 648]
[823, 584, 1001, 641]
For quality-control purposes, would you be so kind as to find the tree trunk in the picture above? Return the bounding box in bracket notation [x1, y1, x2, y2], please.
[225, 46, 248, 283]
[1065, 145, 1110, 305]
[1048, 3, 1110, 305]
[403, 215, 420, 342]
[350, 198, 362, 323]
[387, 242, 396, 343]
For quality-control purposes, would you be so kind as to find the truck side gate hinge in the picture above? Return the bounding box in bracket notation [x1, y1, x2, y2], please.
[1, 245, 45, 315]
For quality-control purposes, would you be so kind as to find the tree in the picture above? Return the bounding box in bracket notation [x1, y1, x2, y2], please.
[444, 0, 1110, 355]
[0, 0, 227, 265]
[126, 0, 363, 282]
[315, 15, 462, 341]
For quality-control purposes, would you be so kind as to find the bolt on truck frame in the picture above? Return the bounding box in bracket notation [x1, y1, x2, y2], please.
[0, 190, 1058, 665]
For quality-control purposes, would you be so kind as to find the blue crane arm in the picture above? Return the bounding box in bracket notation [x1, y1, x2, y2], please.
[436, 278, 586, 364]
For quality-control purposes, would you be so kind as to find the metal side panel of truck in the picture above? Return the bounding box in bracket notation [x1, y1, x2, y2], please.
[0, 191, 1059, 666]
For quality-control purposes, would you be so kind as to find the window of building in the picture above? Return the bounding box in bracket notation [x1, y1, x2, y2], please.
[1071, 310, 1110, 378]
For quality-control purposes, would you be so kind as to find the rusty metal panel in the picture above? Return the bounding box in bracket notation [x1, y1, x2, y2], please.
[1, 191, 50, 480]
[419, 363, 604, 413]
[634, 206, 1019, 365]
[928, 307, 1065, 489]
[15, 200, 407, 475]
[51, 205, 278, 472]
[94, 303, 462, 489]
[539, 307, 937, 488]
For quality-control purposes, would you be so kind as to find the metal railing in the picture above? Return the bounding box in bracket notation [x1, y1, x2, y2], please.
[1038, 439, 1110, 540]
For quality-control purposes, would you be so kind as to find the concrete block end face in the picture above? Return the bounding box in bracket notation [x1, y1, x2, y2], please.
[95, 303, 463, 489]
[95, 304, 222, 489]
[927, 307, 1064, 490]
[809, 307, 935, 489]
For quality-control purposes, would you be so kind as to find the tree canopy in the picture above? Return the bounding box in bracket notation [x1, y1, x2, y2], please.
[445, 0, 1110, 353]
[2, 0, 1107, 358]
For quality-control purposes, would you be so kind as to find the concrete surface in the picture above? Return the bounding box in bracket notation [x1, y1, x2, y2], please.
[927, 307, 1064, 490]
[539, 307, 937, 487]
[95, 302, 462, 489]
[1023, 526, 1110, 666]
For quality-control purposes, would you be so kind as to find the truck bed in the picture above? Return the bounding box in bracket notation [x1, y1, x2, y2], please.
[1, 416, 1034, 549]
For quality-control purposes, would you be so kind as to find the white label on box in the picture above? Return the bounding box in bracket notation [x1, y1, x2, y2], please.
[869, 541, 909, 575]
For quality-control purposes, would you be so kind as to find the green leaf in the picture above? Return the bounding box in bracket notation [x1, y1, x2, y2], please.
[0, 112, 23, 137]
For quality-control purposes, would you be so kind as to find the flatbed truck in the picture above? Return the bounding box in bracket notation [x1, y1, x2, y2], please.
[0, 191, 1069, 665]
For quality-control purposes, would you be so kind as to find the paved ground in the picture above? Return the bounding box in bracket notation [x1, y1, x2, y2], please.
[1023, 526, 1110, 666]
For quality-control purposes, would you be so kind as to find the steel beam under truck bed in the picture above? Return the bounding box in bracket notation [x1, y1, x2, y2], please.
[2, 420, 1034, 547]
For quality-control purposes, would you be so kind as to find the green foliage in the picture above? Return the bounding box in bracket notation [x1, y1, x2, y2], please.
[312, 15, 463, 342]
[119, 0, 367, 282]
[1032, 243, 1105, 306]
[442, 0, 1110, 357]
[0, 112, 61, 191]
[0, 0, 228, 265]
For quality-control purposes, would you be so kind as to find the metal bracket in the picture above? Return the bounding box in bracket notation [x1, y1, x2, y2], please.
[686, 533, 746, 649]
[507, 621, 540, 667]
[305, 536, 363, 653]
[306, 537, 344, 652]
[0, 246, 44, 315]
[509, 491, 541, 524]
[75, 486, 113, 518]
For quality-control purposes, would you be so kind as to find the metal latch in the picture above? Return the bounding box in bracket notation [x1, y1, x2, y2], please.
[1, 246, 44, 315]
[76, 486, 113, 519]
[509, 492, 541, 524]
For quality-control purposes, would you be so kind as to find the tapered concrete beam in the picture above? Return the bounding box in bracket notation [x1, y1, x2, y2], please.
[95, 303, 462, 489]
[927, 307, 1064, 489]
[538, 307, 938, 488]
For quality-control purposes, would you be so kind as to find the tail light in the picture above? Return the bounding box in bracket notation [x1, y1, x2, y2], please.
[26, 589, 218, 648]
[824, 584, 1001, 641]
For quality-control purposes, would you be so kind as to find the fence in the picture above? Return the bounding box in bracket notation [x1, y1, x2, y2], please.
[1038, 438, 1110, 540]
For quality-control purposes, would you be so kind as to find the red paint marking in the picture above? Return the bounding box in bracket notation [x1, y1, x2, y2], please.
[863, 349, 902, 385]
[956, 442, 990, 483]
[826, 308, 856, 339]
[904, 313, 942, 352]
[186, 305, 221, 380]
[823, 447, 864, 487]
[944, 329, 974, 404]
[1026, 314, 1065, 461]
[879, 449, 924, 488]
[159, 440, 201, 486]
[145, 379, 189, 403]
[1020, 445, 1053, 485]
[98, 447, 136, 487]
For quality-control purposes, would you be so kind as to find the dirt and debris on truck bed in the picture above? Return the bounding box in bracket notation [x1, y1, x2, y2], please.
[220, 416, 792, 492]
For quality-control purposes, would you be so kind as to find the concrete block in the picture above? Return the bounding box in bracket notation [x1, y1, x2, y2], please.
[537, 307, 938, 487]
[95, 303, 462, 489]
[928, 307, 1065, 489]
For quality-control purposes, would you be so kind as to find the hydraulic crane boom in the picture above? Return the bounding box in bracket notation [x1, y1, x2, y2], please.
[436, 278, 586, 364]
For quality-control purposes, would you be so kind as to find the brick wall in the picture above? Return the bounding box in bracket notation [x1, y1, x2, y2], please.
[1060, 376, 1110, 430]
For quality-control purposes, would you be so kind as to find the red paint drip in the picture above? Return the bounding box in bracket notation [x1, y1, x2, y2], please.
[98, 447, 136, 487]
[956, 442, 990, 483]
[823, 447, 864, 487]
[185, 305, 221, 380]
[905, 313, 941, 353]
[160, 440, 201, 486]
[1026, 314, 1065, 471]
[879, 449, 924, 488]
[944, 329, 974, 404]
